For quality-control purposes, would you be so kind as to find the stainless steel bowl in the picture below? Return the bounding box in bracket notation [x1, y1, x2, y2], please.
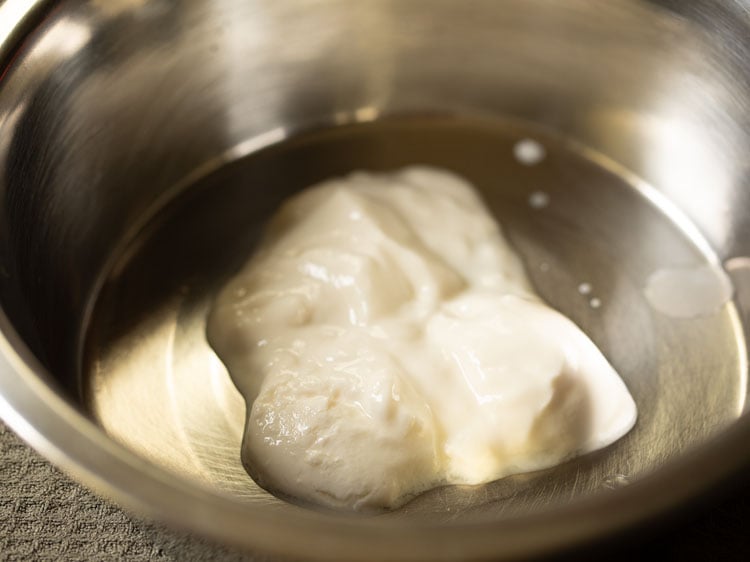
[1, 1, 749, 560]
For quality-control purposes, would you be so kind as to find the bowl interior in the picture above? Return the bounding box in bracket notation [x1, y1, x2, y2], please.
[84, 116, 746, 521]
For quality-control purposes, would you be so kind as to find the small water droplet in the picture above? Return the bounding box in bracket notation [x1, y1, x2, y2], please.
[644, 264, 732, 318]
[513, 138, 546, 165]
[578, 282, 592, 295]
[590, 297, 602, 309]
[528, 191, 550, 209]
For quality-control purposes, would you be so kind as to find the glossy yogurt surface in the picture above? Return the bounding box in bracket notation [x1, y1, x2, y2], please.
[207, 167, 637, 510]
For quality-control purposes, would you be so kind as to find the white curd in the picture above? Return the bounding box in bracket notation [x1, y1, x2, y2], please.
[207, 166, 637, 510]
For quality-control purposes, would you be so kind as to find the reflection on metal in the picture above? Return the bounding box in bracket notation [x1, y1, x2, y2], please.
[32, 16, 91, 58]
[0, 0, 51, 58]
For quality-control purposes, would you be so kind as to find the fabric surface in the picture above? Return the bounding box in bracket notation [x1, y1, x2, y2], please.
[2, 419, 749, 561]
[0, 421, 265, 562]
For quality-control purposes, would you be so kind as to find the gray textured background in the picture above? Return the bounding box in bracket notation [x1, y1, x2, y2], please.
[0, 421, 265, 562]
[2, 419, 749, 561]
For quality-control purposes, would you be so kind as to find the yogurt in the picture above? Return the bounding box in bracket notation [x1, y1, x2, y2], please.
[207, 166, 637, 510]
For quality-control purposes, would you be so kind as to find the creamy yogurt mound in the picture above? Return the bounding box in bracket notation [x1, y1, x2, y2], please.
[207, 166, 637, 510]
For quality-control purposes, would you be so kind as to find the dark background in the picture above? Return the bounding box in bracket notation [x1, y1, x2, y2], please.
[1, 421, 748, 561]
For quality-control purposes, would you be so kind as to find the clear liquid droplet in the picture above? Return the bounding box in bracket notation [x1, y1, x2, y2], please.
[578, 282, 592, 295]
[528, 191, 550, 209]
[644, 264, 732, 318]
[513, 138, 546, 165]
